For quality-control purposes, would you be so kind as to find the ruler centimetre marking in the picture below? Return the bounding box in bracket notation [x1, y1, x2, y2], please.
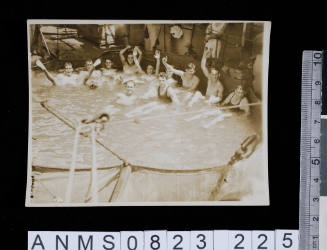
[300, 51, 322, 250]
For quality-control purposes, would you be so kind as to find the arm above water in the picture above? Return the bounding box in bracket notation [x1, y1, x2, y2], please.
[82, 66, 95, 86]
[162, 56, 184, 77]
[43, 69, 58, 86]
[134, 46, 143, 64]
[119, 45, 131, 65]
[36, 60, 57, 86]
[133, 51, 145, 74]
[201, 49, 210, 78]
[154, 50, 160, 76]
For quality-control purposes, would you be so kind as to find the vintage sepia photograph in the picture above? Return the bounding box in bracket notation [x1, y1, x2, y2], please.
[26, 20, 271, 206]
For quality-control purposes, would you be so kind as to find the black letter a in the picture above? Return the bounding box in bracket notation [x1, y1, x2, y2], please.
[31, 234, 45, 250]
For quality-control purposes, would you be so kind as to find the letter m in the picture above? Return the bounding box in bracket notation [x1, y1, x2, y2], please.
[78, 235, 93, 250]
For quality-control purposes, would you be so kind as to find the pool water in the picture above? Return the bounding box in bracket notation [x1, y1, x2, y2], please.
[29, 70, 266, 204]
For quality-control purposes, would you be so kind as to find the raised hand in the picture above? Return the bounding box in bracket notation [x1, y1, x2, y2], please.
[93, 58, 101, 67]
[133, 47, 138, 57]
[36, 59, 46, 71]
[154, 50, 160, 59]
[126, 45, 132, 49]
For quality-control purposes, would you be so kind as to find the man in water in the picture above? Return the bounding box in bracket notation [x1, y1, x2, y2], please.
[116, 80, 137, 105]
[36, 60, 94, 87]
[100, 58, 122, 88]
[79, 59, 103, 89]
[162, 56, 200, 91]
[201, 47, 224, 104]
[222, 85, 250, 116]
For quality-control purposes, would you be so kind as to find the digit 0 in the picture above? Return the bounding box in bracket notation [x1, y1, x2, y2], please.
[127, 236, 137, 250]
[314, 52, 322, 59]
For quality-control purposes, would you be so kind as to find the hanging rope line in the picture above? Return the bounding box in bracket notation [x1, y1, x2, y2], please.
[40, 101, 127, 163]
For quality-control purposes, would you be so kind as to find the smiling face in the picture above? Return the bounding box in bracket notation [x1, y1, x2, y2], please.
[146, 65, 154, 75]
[105, 59, 113, 69]
[127, 53, 134, 65]
[64, 63, 73, 76]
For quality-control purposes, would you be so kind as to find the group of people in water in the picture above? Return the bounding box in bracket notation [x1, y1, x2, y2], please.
[35, 45, 250, 115]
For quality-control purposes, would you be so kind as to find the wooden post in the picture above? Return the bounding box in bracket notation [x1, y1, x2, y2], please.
[109, 164, 132, 202]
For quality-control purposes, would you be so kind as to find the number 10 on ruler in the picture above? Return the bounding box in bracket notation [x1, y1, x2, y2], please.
[28, 230, 299, 250]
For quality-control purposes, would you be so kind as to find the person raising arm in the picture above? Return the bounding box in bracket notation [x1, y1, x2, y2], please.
[36, 60, 58, 86]
[201, 48, 224, 104]
[162, 56, 199, 91]
[119, 45, 132, 66]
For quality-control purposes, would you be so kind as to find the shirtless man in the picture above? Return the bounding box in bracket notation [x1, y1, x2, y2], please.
[36, 60, 94, 87]
[222, 85, 250, 116]
[162, 56, 200, 91]
[201, 48, 224, 104]
[116, 80, 137, 106]
[100, 58, 122, 88]
[78, 59, 103, 89]
[119, 45, 143, 76]
[101, 58, 117, 77]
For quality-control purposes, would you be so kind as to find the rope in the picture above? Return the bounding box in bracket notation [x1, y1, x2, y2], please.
[131, 164, 227, 175]
[40, 101, 127, 163]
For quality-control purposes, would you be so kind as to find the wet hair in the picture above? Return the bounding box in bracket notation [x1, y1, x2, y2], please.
[64, 62, 73, 68]
[85, 59, 93, 65]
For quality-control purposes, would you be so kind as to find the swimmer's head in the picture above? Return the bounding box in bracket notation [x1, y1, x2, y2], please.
[105, 59, 113, 69]
[85, 59, 93, 71]
[146, 65, 154, 75]
[127, 53, 134, 65]
[210, 68, 219, 80]
[124, 80, 135, 96]
[235, 85, 245, 97]
[185, 63, 196, 75]
[64, 62, 73, 76]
